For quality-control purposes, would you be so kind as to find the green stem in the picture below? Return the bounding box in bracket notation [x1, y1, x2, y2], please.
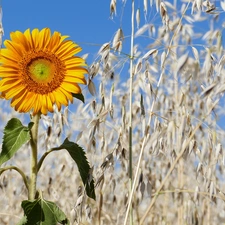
[37, 148, 60, 172]
[28, 112, 41, 200]
[0, 166, 29, 190]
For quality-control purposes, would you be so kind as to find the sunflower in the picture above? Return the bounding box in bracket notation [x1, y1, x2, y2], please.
[0, 28, 87, 115]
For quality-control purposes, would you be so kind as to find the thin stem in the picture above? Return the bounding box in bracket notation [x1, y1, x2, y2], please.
[37, 148, 58, 172]
[0, 166, 29, 190]
[37, 146, 64, 172]
[124, 2, 191, 224]
[151, 188, 225, 201]
[124, 135, 148, 225]
[129, 0, 135, 181]
[128, 0, 135, 225]
[28, 112, 41, 200]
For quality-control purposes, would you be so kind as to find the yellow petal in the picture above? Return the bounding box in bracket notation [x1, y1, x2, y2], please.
[39, 95, 48, 115]
[61, 82, 81, 93]
[59, 87, 73, 102]
[4, 40, 23, 59]
[63, 76, 86, 85]
[0, 66, 19, 73]
[66, 66, 88, 75]
[14, 31, 30, 51]
[19, 92, 35, 112]
[0, 71, 19, 77]
[11, 90, 28, 106]
[53, 89, 68, 105]
[32, 28, 40, 49]
[24, 28, 34, 49]
[64, 56, 85, 66]
[48, 92, 55, 103]
[46, 95, 54, 112]
[5, 85, 26, 99]
[0, 49, 20, 62]
[61, 47, 82, 60]
[0, 77, 19, 86]
[39, 28, 51, 49]
[33, 94, 42, 115]
[0, 79, 22, 92]
[12, 90, 29, 110]
[10, 31, 21, 44]
[55, 40, 75, 57]
[47, 31, 61, 52]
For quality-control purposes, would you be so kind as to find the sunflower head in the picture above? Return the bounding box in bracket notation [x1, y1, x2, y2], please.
[0, 28, 87, 115]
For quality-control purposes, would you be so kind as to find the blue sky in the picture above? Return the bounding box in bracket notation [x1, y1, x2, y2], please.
[2, 0, 224, 63]
[1, 0, 132, 63]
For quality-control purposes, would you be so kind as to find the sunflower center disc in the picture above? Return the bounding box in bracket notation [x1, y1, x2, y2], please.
[28, 58, 55, 83]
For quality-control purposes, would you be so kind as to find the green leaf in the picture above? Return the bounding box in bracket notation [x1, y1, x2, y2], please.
[59, 138, 96, 200]
[72, 93, 85, 103]
[16, 216, 28, 225]
[0, 118, 31, 166]
[20, 197, 69, 225]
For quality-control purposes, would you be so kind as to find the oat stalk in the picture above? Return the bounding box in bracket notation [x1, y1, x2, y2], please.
[124, 1, 191, 224]
[128, 0, 135, 224]
[140, 106, 214, 224]
[151, 189, 225, 201]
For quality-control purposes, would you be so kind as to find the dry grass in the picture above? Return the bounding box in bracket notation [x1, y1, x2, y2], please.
[1, 0, 225, 224]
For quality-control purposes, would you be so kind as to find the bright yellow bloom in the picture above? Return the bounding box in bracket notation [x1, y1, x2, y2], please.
[0, 28, 87, 115]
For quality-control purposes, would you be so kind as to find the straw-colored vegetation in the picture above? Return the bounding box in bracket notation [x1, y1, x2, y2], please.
[1, 0, 225, 224]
